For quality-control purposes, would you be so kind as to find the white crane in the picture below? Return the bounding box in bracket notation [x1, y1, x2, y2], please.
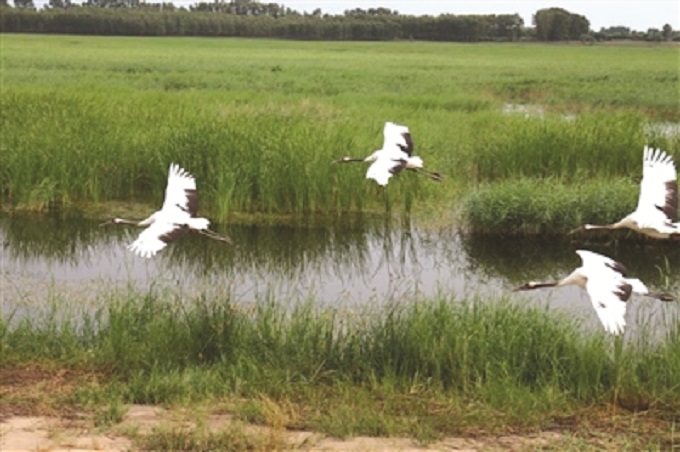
[335, 121, 442, 186]
[101, 163, 231, 258]
[515, 249, 676, 335]
[570, 146, 679, 239]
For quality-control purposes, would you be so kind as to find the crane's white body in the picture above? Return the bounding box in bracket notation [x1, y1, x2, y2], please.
[519, 250, 659, 336]
[336, 121, 440, 186]
[110, 163, 228, 258]
[364, 122, 423, 186]
[579, 147, 679, 239]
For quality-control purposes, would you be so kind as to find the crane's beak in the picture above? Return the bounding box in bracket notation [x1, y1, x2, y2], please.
[99, 219, 114, 227]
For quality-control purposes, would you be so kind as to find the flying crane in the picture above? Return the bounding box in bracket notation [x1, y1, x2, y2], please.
[101, 163, 231, 258]
[335, 121, 442, 186]
[570, 146, 679, 239]
[515, 249, 676, 335]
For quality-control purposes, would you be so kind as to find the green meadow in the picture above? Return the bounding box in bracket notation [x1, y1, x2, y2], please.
[2, 34, 678, 231]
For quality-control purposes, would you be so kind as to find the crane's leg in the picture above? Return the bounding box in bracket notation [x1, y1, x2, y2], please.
[197, 228, 232, 244]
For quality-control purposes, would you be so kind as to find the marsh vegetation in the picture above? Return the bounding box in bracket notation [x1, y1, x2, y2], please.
[2, 35, 678, 230]
[1, 35, 679, 447]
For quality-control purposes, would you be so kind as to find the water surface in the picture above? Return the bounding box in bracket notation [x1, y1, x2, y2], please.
[2, 213, 678, 334]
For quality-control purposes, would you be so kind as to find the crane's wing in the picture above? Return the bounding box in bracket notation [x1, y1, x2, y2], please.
[128, 221, 188, 258]
[575, 249, 628, 277]
[366, 156, 407, 186]
[585, 270, 630, 335]
[636, 147, 677, 222]
[383, 122, 413, 156]
[161, 163, 199, 217]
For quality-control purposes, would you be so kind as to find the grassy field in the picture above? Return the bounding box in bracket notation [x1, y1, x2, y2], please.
[2, 34, 679, 232]
[3, 289, 679, 447]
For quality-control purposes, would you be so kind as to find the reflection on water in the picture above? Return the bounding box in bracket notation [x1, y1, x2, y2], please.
[2, 213, 679, 333]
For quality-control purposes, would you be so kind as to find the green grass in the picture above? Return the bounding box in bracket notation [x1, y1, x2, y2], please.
[1, 34, 678, 230]
[462, 177, 640, 235]
[3, 289, 679, 439]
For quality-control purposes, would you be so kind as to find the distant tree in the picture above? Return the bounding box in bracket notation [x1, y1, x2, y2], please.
[0, 0, 10, 6]
[343, 8, 366, 17]
[367, 7, 398, 16]
[84, 0, 140, 7]
[645, 27, 662, 41]
[138, 2, 175, 11]
[47, 0, 74, 8]
[13, 0, 35, 8]
[533, 7, 589, 41]
[662, 23, 673, 40]
[494, 14, 524, 41]
[597, 25, 631, 40]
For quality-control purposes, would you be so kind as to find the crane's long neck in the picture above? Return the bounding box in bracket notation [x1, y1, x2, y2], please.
[585, 216, 637, 231]
[111, 218, 140, 226]
[336, 155, 372, 164]
[520, 270, 584, 291]
[583, 223, 621, 231]
[570, 221, 625, 235]
[524, 281, 559, 290]
[112, 215, 154, 227]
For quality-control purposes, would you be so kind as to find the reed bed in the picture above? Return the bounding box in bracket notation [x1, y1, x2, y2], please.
[2, 34, 679, 232]
[3, 290, 679, 433]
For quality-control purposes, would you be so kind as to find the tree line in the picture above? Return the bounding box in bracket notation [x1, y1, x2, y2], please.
[0, 0, 676, 42]
[1, 5, 525, 41]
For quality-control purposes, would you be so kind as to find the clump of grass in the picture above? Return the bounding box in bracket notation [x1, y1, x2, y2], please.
[461, 177, 639, 235]
[136, 423, 283, 451]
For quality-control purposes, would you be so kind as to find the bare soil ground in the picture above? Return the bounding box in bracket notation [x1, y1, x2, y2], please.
[1, 366, 674, 451]
[1, 407, 570, 451]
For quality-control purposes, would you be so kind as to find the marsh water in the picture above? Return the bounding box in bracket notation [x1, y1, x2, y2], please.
[2, 213, 679, 334]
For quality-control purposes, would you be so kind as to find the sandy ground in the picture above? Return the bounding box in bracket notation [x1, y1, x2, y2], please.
[1, 405, 567, 451]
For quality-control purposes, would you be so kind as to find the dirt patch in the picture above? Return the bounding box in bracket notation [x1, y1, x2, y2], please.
[1, 416, 132, 451]
[1, 408, 570, 451]
[1, 366, 104, 420]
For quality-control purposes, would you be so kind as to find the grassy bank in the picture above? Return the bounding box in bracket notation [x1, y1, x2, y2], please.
[2, 290, 679, 445]
[1, 35, 679, 232]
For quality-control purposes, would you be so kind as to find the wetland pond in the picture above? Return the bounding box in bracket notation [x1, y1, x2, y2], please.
[2, 213, 679, 335]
